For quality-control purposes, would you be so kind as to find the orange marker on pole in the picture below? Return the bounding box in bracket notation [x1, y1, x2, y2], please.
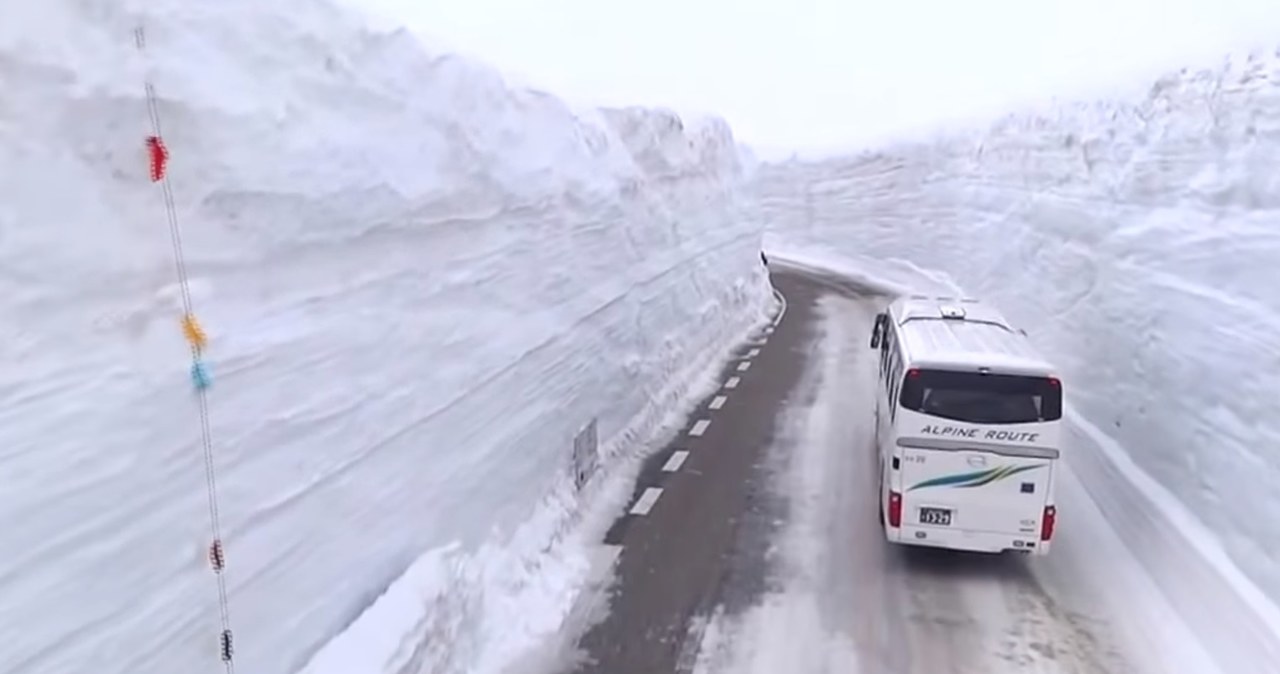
[181, 313, 208, 352]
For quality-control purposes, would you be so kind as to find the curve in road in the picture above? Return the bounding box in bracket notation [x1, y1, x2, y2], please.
[560, 266, 1229, 674]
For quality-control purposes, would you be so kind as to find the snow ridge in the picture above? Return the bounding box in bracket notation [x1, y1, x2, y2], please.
[0, 2, 770, 673]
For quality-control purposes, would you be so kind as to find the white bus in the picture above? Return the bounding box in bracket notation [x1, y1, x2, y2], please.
[869, 296, 1063, 555]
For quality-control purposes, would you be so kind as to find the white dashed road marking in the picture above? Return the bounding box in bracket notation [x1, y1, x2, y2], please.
[662, 451, 689, 472]
[709, 395, 727, 410]
[724, 377, 741, 389]
[747, 348, 761, 357]
[689, 419, 712, 436]
[630, 488, 663, 516]
[736, 361, 751, 372]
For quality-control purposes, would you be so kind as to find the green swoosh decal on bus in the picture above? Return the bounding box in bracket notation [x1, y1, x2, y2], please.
[908, 463, 1045, 491]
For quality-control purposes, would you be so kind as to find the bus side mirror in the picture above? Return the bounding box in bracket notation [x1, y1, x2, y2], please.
[870, 313, 886, 349]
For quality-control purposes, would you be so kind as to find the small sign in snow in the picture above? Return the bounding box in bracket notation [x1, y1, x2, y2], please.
[572, 418, 599, 490]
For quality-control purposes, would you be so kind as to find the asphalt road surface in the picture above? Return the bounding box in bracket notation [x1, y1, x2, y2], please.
[559, 265, 1226, 674]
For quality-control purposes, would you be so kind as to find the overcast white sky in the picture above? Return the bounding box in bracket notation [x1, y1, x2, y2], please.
[351, 0, 1280, 155]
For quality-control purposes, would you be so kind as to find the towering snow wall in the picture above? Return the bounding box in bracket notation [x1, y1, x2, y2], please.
[753, 50, 1280, 607]
[0, 1, 772, 673]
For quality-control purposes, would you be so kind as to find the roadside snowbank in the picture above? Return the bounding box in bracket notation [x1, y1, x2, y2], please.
[0, 2, 771, 673]
[754, 47, 1280, 655]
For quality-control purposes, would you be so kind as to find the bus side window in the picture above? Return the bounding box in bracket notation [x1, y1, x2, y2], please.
[881, 325, 895, 382]
[880, 327, 891, 377]
[888, 351, 902, 421]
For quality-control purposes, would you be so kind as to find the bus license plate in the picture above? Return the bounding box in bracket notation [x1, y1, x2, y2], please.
[919, 507, 952, 526]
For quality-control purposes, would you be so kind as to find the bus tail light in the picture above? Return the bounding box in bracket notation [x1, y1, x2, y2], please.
[888, 491, 903, 528]
[1040, 505, 1057, 541]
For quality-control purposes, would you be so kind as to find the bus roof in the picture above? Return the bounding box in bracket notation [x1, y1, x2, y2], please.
[888, 296, 1057, 377]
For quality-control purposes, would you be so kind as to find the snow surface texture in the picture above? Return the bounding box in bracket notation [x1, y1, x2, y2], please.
[0, 2, 772, 673]
[753, 46, 1280, 652]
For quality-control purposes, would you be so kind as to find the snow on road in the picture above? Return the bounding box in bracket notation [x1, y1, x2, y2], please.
[0, 2, 772, 674]
[692, 282, 1223, 674]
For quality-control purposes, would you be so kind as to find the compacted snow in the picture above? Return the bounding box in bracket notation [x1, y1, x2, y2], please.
[754, 48, 1280, 666]
[0, 2, 771, 673]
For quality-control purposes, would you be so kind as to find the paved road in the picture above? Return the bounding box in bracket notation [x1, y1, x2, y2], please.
[566, 267, 826, 674]
[561, 265, 1222, 674]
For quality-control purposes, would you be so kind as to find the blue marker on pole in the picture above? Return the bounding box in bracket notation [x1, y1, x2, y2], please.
[191, 360, 213, 390]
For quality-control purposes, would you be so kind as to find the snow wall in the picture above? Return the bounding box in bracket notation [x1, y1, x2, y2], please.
[753, 50, 1280, 610]
[0, 2, 772, 673]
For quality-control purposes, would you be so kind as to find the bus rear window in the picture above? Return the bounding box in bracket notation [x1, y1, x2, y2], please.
[899, 369, 1062, 424]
